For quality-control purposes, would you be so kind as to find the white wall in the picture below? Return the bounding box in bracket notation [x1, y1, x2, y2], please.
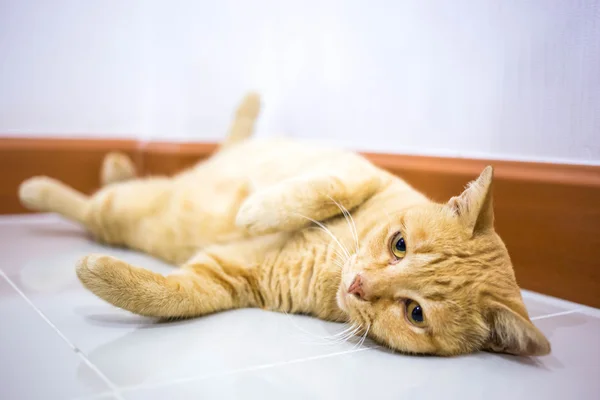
[1, 0, 599, 164]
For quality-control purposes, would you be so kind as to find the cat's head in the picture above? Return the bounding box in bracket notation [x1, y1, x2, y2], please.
[337, 166, 550, 356]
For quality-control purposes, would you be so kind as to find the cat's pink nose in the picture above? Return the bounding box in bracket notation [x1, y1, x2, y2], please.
[348, 275, 365, 300]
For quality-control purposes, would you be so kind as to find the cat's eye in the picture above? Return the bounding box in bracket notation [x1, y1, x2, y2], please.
[405, 299, 426, 326]
[390, 233, 407, 259]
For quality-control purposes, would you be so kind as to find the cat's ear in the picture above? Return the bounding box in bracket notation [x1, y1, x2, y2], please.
[447, 166, 494, 235]
[484, 300, 551, 356]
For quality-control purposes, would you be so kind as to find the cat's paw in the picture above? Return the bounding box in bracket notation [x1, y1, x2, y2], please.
[76, 254, 119, 291]
[236, 179, 326, 234]
[235, 193, 284, 234]
[19, 176, 56, 210]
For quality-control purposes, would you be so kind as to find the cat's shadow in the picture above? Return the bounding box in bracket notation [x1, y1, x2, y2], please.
[75, 309, 381, 387]
[76, 312, 214, 387]
[83, 312, 158, 327]
[77, 306, 208, 329]
[495, 352, 554, 369]
[31, 226, 92, 240]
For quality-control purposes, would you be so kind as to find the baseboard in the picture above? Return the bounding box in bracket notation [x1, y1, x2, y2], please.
[1, 137, 599, 308]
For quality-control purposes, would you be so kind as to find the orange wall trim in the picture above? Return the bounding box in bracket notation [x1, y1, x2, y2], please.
[1, 137, 599, 308]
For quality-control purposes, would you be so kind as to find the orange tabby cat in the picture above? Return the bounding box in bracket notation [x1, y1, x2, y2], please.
[18, 93, 550, 356]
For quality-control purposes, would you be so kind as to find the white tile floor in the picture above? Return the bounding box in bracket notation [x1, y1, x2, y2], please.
[1, 214, 599, 400]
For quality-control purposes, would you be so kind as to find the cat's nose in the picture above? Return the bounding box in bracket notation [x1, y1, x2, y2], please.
[348, 274, 366, 300]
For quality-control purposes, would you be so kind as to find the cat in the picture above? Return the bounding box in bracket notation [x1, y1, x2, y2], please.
[18, 93, 550, 357]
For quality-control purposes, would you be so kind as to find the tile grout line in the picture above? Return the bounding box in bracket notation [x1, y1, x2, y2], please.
[0, 269, 125, 400]
[116, 346, 374, 395]
[72, 391, 117, 400]
[81, 307, 589, 396]
[530, 308, 583, 321]
[1, 253, 588, 399]
[1, 266, 373, 398]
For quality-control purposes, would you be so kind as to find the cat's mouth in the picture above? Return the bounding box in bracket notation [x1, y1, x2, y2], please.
[337, 255, 361, 311]
[336, 289, 349, 311]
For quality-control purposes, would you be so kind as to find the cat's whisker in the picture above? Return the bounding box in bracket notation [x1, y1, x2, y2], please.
[325, 323, 361, 342]
[331, 257, 346, 267]
[325, 195, 360, 254]
[323, 333, 358, 346]
[281, 311, 346, 345]
[327, 323, 360, 339]
[338, 203, 360, 255]
[333, 262, 345, 270]
[331, 325, 362, 345]
[355, 323, 371, 350]
[291, 211, 351, 259]
[346, 324, 364, 344]
[305, 227, 348, 262]
[281, 309, 363, 346]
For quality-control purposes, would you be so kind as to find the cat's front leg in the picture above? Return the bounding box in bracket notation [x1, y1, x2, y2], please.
[76, 235, 285, 318]
[235, 158, 384, 235]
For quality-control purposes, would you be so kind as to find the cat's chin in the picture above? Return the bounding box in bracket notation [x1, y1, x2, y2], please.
[336, 286, 349, 312]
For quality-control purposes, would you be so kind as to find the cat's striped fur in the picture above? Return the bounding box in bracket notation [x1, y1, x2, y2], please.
[18, 93, 550, 356]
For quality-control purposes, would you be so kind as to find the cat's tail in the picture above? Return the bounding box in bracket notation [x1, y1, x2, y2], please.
[96, 92, 260, 185]
[220, 92, 261, 149]
[100, 151, 138, 186]
[19, 176, 90, 224]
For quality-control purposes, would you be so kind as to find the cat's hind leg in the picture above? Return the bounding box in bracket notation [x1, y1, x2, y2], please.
[19, 150, 138, 223]
[19, 176, 90, 225]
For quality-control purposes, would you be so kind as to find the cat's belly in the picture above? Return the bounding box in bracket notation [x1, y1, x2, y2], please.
[87, 174, 252, 264]
[139, 176, 253, 263]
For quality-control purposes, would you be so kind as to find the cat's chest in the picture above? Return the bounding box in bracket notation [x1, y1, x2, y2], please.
[256, 231, 347, 319]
